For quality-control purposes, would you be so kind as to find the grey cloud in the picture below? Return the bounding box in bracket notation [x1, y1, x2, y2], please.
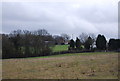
[2, 1, 119, 39]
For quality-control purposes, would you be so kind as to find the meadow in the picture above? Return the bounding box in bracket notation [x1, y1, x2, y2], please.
[2, 52, 118, 79]
[52, 45, 69, 52]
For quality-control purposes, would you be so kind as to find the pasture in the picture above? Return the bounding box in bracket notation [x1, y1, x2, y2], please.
[2, 52, 118, 79]
[52, 45, 69, 52]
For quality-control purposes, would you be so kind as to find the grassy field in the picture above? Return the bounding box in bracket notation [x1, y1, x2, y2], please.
[52, 45, 69, 52]
[2, 52, 118, 79]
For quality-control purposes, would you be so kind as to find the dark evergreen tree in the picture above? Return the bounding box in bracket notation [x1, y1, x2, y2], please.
[108, 39, 120, 50]
[101, 35, 107, 50]
[70, 39, 75, 49]
[96, 34, 101, 49]
[84, 36, 93, 50]
[96, 34, 107, 50]
[75, 37, 81, 50]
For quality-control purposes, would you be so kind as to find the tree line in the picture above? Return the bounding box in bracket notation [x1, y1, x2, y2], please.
[69, 34, 120, 51]
[2, 29, 120, 59]
[2, 29, 54, 59]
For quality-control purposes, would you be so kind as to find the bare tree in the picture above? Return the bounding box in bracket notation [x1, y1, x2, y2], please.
[53, 35, 64, 45]
[61, 33, 70, 41]
[61, 33, 70, 44]
[37, 29, 49, 36]
[79, 33, 88, 44]
[89, 33, 96, 41]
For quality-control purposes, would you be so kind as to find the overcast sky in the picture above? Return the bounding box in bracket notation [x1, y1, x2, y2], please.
[2, 0, 119, 39]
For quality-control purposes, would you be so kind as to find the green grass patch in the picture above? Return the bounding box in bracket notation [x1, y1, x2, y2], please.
[26, 52, 118, 59]
[52, 45, 69, 52]
[43, 52, 118, 57]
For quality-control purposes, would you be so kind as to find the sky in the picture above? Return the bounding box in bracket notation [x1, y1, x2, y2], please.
[2, 0, 119, 39]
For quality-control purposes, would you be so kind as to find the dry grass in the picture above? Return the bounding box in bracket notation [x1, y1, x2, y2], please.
[2, 52, 118, 79]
